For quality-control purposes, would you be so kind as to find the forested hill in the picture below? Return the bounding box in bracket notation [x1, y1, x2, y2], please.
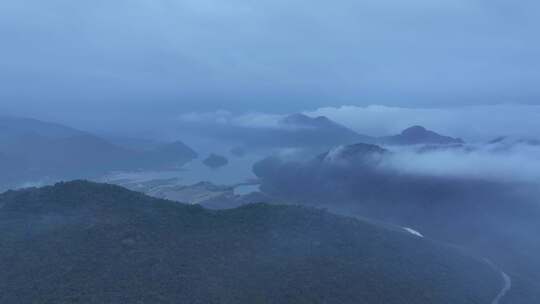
[0, 181, 501, 304]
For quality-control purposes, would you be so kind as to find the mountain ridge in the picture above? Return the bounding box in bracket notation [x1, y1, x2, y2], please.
[0, 180, 500, 304]
[0, 117, 198, 190]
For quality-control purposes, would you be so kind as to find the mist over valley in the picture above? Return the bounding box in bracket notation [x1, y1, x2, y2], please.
[1, 1, 539, 302]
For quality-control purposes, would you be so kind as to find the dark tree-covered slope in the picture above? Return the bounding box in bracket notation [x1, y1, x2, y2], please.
[253, 143, 540, 303]
[0, 181, 500, 304]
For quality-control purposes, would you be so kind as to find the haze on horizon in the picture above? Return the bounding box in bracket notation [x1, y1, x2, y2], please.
[1, 0, 539, 131]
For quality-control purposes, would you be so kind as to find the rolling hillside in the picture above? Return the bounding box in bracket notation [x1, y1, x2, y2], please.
[0, 181, 501, 303]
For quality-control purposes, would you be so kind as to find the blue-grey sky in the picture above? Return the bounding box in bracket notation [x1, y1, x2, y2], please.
[1, 0, 539, 124]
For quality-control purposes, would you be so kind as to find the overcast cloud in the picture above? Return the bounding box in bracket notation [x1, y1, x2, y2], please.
[1, 0, 539, 125]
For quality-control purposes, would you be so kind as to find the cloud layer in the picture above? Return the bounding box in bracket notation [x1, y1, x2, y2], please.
[178, 111, 285, 129]
[381, 144, 540, 184]
[307, 104, 540, 141]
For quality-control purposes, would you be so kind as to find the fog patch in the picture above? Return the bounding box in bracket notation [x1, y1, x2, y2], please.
[178, 111, 287, 129]
[381, 144, 540, 184]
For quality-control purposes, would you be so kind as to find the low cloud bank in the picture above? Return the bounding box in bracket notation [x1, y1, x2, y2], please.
[307, 104, 540, 141]
[382, 144, 540, 184]
[175, 104, 540, 144]
[178, 111, 286, 129]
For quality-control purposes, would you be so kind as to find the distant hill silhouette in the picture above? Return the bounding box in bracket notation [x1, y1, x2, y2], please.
[203, 153, 229, 169]
[183, 113, 374, 151]
[0, 116, 81, 140]
[277, 113, 375, 147]
[0, 117, 197, 190]
[379, 126, 464, 146]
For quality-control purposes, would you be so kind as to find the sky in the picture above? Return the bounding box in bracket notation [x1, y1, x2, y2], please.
[1, 0, 539, 132]
[0, 0, 540, 113]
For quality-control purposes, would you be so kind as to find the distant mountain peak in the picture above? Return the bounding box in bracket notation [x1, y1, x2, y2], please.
[314, 115, 332, 122]
[281, 113, 331, 128]
[401, 125, 428, 135]
[380, 126, 463, 146]
[282, 113, 311, 123]
[278, 113, 375, 146]
[282, 113, 351, 129]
